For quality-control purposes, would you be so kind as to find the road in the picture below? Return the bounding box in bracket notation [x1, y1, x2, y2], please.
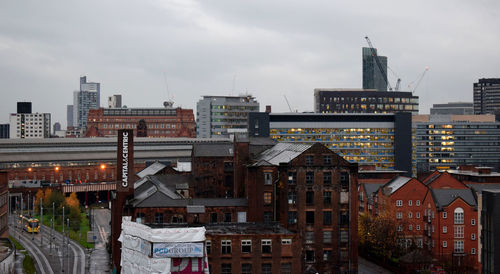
[9, 213, 87, 274]
[89, 208, 111, 273]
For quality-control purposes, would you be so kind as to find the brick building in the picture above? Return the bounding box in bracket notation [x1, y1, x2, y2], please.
[85, 107, 195, 138]
[246, 142, 359, 273]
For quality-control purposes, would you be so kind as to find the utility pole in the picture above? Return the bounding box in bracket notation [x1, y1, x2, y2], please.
[62, 206, 65, 273]
[67, 218, 70, 274]
[50, 202, 54, 254]
[40, 198, 43, 246]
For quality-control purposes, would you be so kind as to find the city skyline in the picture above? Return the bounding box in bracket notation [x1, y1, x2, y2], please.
[1, 0, 499, 126]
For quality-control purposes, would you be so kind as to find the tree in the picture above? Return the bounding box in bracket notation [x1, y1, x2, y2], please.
[35, 189, 44, 212]
[65, 192, 80, 209]
[48, 190, 65, 210]
[68, 205, 82, 231]
[43, 188, 52, 208]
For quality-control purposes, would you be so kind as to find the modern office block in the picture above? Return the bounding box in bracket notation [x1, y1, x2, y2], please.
[414, 114, 500, 173]
[196, 95, 259, 138]
[362, 47, 387, 91]
[73, 76, 100, 130]
[474, 78, 500, 114]
[67, 105, 74, 128]
[314, 89, 419, 114]
[430, 102, 473, 115]
[249, 112, 413, 176]
[108, 95, 122, 108]
[481, 190, 500, 273]
[9, 112, 51, 139]
[0, 125, 9, 139]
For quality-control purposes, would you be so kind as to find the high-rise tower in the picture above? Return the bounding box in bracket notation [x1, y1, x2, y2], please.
[473, 78, 500, 114]
[73, 76, 100, 131]
[362, 47, 387, 91]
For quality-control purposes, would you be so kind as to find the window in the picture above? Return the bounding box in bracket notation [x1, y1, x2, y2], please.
[454, 240, 464, 253]
[206, 240, 211, 254]
[454, 226, 464, 238]
[471, 233, 476, 240]
[264, 172, 272, 185]
[210, 213, 217, 223]
[306, 172, 314, 185]
[396, 200, 403, 207]
[241, 240, 252, 253]
[288, 191, 297, 205]
[408, 212, 413, 218]
[288, 211, 297, 224]
[221, 264, 232, 274]
[323, 250, 332, 261]
[471, 248, 476, 254]
[416, 212, 420, 218]
[340, 172, 349, 191]
[241, 263, 252, 274]
[323, 155, 331, 165]
[281, 263, 292, 274]
[323, 172, 331, 185]
[264, 211, 272, 223]
[306, 191, 314, 205]
[261, 239, 272, 254]
[396, 212, 402, 219]
[408, 200, 413, 206]
[305, 250, 315, 263]
[221, 240, 231, 254]
[224, 213, 231, 223]
[443, 226, 447, 233]
[264, 192, 272, 205]
[443, 241, 447, 248]
[306, 211, 314, 224]
[323, 231, 332, 243]
[281, 239, 292, 245]
[471, 218, 476, 225]
[288, 172, 297, 185]
[261, 263, 272, 274]
[409, 225, 413, 231]
[397, 225, 402, 232]
[323, 191, 332, 204]
[454, 208, 464, 224]
[323, 211, 332, 225]
[154, 213, 163, 224]
[305, 155, 314, 165]
[305, 231, 314, 244]
[416, 200, 421, 206]
[443, 212, 447, 219]
[416, 225, 420, 231]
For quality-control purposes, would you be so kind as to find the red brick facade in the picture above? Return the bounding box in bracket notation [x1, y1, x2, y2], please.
[0, 172, 8, 237]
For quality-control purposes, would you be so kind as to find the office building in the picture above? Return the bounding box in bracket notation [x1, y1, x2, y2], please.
[249, 112, 413, 176]
[108, 95, 122, 108]
[473, 78, 500, 114]
[314, 89, 419, 114]
[0, 125, 8, 139]
[413, 114, 500, 173]
[9, 111, 51, 139]
[53, 122, 61, 135]
[73, 76, 100, 131]
[67, 105, 74, 128]
[481, 189, 500, 273]
[85, 106, 195, 138]
[362, 47, 387, 91]
[430, 102, 473, 115]
[196, 95, 259, 138]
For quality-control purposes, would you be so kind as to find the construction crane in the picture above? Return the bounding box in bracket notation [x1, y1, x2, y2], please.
[365, 36, 393, 91]
[283, 95, 293, 112]
[408, 66, 429, 94]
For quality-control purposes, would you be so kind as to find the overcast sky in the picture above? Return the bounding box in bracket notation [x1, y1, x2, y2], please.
[1, 0, 499, 127]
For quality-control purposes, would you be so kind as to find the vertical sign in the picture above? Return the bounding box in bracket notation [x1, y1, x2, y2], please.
[117, 129, 134, 192]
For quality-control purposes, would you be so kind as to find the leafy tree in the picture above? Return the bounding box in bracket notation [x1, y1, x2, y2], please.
[34, 189, 44, 212]
[68, 205, 81, 231]
[65, 192, 80, 209]
[43, 188, 52, 208]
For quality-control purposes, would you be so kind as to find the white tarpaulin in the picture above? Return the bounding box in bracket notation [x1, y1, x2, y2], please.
[121, 217, 206, 243]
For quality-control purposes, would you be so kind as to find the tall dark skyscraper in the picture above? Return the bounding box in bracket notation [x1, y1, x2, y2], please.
[362, 47, 387, 91]
[17, 102, 32, 114]
[474, 78, 500, 114]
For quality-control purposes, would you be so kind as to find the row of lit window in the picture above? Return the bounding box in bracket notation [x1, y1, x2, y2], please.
[102, 123, 177, 129]
[323, 104, 417, 111]
[323, 96, 417, 104]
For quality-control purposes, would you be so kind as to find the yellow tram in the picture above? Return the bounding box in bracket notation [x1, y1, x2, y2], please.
[19, 215, 40, 233]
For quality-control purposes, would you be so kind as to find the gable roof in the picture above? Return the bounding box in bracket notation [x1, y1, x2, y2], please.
[381, 176, 412, 195]
[252, 142, 312, 166]
[468, 183, 500, 194]
[193, 143, 234, 157]
[424, 171, 468, 189]
[136, 162, 167, 178]
[361, 183, 383, 205]
[430, 188, 477, 210]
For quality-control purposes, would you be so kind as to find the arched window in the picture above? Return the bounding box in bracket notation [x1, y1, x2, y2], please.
[454, 207, 464, 224]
